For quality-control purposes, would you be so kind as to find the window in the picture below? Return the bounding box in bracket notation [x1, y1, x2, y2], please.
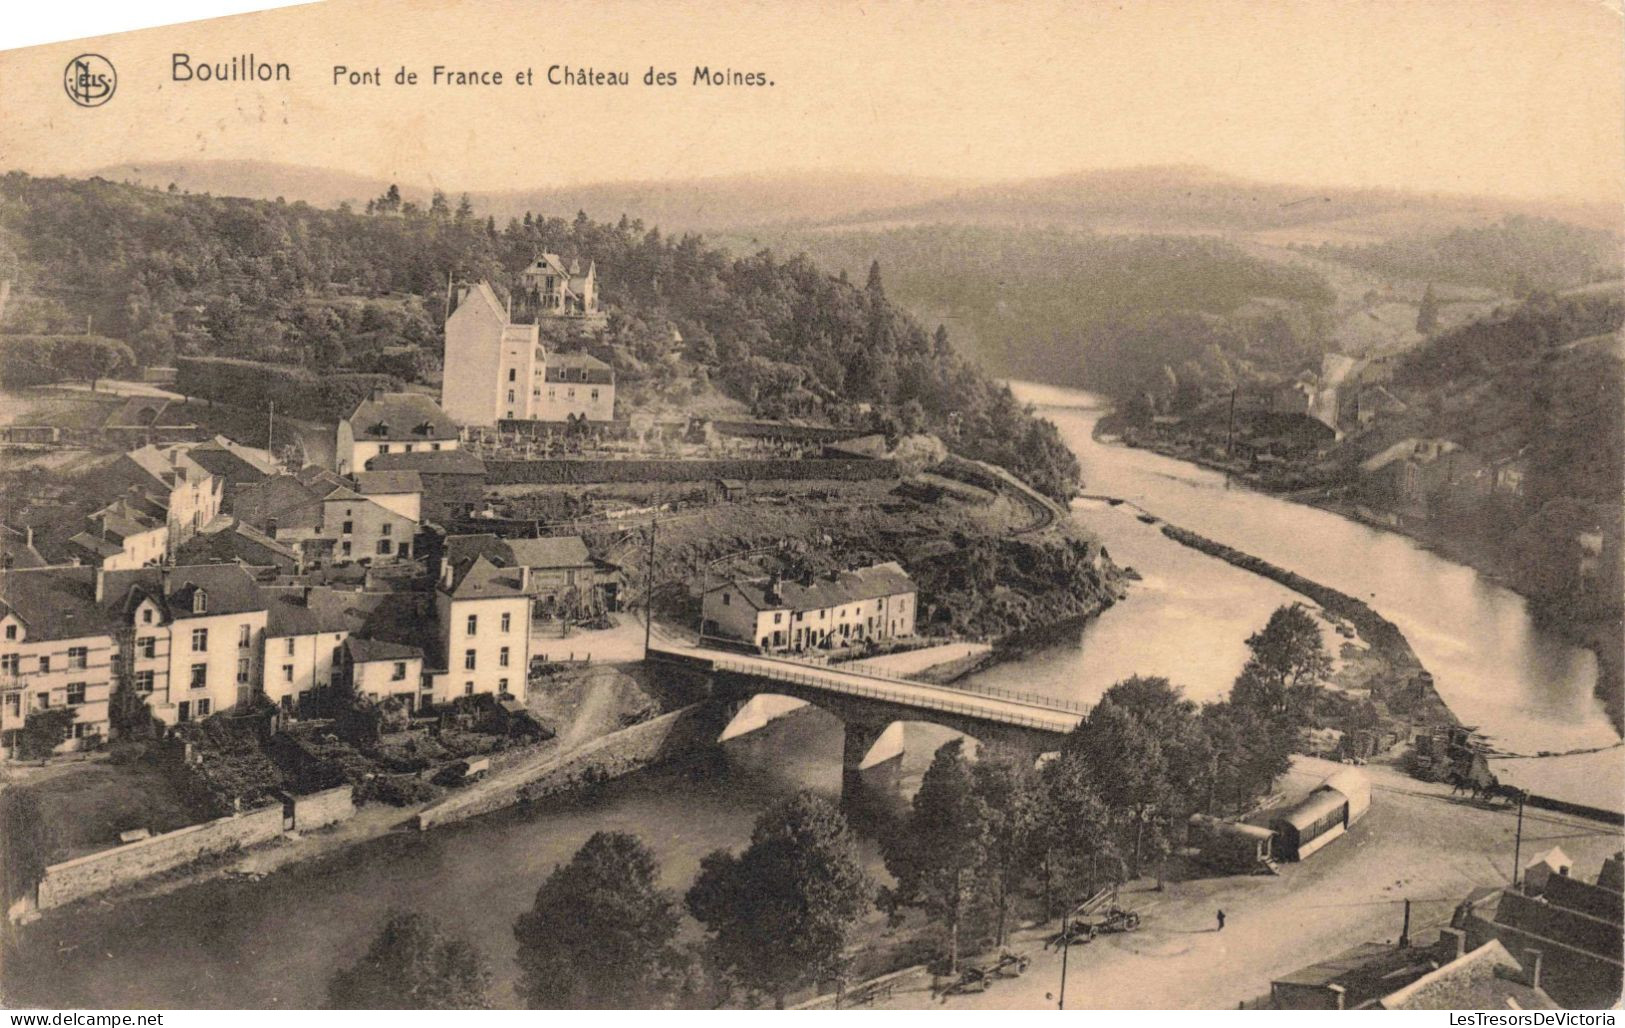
[134, 670, 154, 693]
[35, 691, 48, 709]
[431, 443, 442, 451]
[192, 589, 207, 614]
[196, 699, 211, 717]
[177, 701, 190, 722]
[466, 614, 478, 635]
[66, 682, 86, 705]
[138, 636, 155, 658]
[282, 664, 293, 682]
[547, 388, 556, 401]
[3, 624, 14, 640]
[191, 628, 208, 652]
[0, 654, 17, 675]
[464, 650, 476, 671]
[507, 390, 515, 403]
[404, 443, 414, 453]
[499, 647, 510, 668]
[464, 682, 474, 696]
[240, 624, 252, 648]
[591, 388, 600, 401]
[237, 658, 250, 684]
[342, 520, 354, 535]
[392, 662, 407, 681]
[38, 656, 49, 673]
[500, 613, 511, 633]
[142, 608, 154, 624]
[190, 664, 207, 690]
[508, 368, 516, 382]
[773, 613, 783, 624]
[342, 541, 352, 556]
[721, 593, 730, 606]
[498, 678, 508, 693]
[376, 540, 391, 555]
[567, 388, 576, 399]
[4, 694, 18, 717]
[379, 444, 391, 455]
[286, 638, 295, 656]
[381, 523, 392, 537]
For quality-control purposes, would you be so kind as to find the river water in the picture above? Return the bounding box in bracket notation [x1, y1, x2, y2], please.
[7, 383, 1617, 1008]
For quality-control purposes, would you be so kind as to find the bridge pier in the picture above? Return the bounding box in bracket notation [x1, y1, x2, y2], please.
[842, 720, 903, 807]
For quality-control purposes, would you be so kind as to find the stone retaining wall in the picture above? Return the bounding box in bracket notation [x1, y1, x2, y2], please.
[290, 785, 356, 831]
[486, 457, 897, 486]
[414, 704, 723, 829]
[36, 805, 287, 911]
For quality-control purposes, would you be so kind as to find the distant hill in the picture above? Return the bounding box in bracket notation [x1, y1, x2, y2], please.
[83, 160, 977, 232]
[797, 165, 1621, 242]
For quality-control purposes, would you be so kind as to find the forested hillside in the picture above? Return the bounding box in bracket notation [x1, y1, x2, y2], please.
[0, 172, 1080, 501]
[1310, 216, 1621, 295]
[744, 224, 1339, 398]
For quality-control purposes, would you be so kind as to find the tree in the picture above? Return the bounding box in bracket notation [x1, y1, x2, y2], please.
[327, 910, 491, 1009]
[16, 708, 74, 759]
[1035, 753, 1120, 915]
[969, 755, 1045, 946]
[1241, 603, 1333, 720]
[687, 792, 871, 1007]
[1416, 283, 1440, 334]
[865, 259, 884, 296]
[881, 738, 989, 974]
[513, 831, 687, 1008]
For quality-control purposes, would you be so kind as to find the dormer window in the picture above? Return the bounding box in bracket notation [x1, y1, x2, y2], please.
[414, 421, 435, 436]
[192, 589, 208, 614]
[368, 422, 390, 437]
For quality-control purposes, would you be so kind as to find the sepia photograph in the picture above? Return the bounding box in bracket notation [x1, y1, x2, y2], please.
[0, 0, 1621, 1013]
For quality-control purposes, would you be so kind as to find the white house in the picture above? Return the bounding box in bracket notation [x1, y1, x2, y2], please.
[701, 562, 917, 654]
[433, 554, 532, 705]
[336, 392, 460, 475]
[0, 567, 115, 758]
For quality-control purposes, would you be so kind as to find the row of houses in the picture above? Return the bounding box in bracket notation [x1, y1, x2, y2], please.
[0, 522, 622, 758]
[700, 562, 918, 655]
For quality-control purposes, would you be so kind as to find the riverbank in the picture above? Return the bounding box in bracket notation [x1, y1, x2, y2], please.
[1096, 411, 1624, 736]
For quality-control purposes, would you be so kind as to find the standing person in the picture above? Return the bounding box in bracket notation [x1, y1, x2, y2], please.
[1216, 910, 1226, 932]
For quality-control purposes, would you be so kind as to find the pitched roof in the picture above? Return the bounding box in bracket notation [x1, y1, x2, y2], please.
[99, 564, 267, 622]
[711, 561, 915, 612]
[1379, 940, 1555, 1010]
[185, 437, 276, 486]
[442, 554, 528, 599]
[354, 470, 422, 496]
[0, 567, 113, 641]
[0, 525, 49, 570]
[367, 449, 485, 476]
[345, 392, 458, 443]
[543, 351, 614, 384]
[507, 536, 591, 569]
[344, 635, 424, 664]
[262, 585, 357, 636]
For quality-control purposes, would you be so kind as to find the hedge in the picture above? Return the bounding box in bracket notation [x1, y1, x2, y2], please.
[485, 457, 899, 485]
[175, 356, 401, 422]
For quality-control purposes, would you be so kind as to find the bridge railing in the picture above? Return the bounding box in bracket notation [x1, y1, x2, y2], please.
[715, 649, 1091, 715]
[708, 658, 1081, 733]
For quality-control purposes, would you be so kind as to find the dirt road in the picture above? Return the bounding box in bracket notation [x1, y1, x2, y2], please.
[872, 756, 1624, 1009]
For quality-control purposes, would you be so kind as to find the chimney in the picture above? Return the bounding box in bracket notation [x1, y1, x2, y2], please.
[24, 525, 32, 548]
[160, 565, 172, 596]
[94, 566, 106, 603]
[371, 385, 385, 402]
[1523, 949, 1543, 990]
[519, 565, 530, 592]
[1437, 927, 1466, 960]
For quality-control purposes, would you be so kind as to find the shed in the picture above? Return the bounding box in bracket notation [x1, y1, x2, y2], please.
[1322, 767, 1371, 826]
[1522, 847, 1573, 897]
[1187, 813, 1276, 872]
[715, 478, 746, 501]
[1272, 788, 1349, 861]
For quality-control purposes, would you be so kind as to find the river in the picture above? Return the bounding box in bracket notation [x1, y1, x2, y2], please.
[7, 382, 1618, 1008]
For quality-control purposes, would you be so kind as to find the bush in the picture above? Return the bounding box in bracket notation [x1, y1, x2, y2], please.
[356, 774, 438, 807]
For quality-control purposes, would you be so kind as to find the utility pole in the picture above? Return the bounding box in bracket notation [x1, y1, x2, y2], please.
[1399, 898, 1411, 949]
[1226, 386, 1238, 456]
[267, 399, 275, 458]
[1512, 792, 1526, 891]
[643, 516, 656, 658]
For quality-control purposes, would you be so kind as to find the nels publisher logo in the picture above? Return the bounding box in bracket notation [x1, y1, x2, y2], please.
[64, 54, 116, 107]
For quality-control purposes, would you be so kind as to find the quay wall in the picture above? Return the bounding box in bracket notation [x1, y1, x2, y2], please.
[414, 703, 725, 830]
[289, 785, 355, 831]
[36, 805, 287, 911]
[485, 457, 898, 486]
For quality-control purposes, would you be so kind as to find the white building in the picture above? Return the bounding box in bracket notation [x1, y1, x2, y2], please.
[441, 260, 616, 428]
[433, 554, 532, 705]
[701, 562, 917, 654]
[336, 392, 460, 475]
[99, 565, 268, 725]
[261, 586, 353, 712]
[0, 567, 115, 758]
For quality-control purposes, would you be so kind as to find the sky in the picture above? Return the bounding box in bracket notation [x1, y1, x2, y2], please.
[0, 0, 1620, 202]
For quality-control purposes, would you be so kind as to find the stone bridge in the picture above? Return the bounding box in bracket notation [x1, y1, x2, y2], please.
[647, 642, 1083, 801]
